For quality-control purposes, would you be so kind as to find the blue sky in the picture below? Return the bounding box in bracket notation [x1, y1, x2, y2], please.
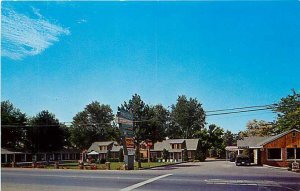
[2, 1, 300, 133]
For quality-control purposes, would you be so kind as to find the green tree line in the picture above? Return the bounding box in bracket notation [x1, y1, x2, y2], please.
[2, 90, 299, 162]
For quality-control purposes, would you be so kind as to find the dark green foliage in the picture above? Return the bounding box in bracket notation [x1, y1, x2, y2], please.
[140, 158, 149, 162]
[100, 158, 106, 164]
[273, 90, 300, 133]
[223, 130, 236, 146]
[119, 148, 124, 162]
[1, 100, 27, 150]
[106, 150, 112, 161]
[162, 149, 169, 161]
[28, 110, 66, 152]
[194, 124, 225, 160]
[183, 148, 188, 161]
[196, 151, 206, 162]
[168, 95, 206, 139]
[119, 94, 168, 168]
[108, 158, 119, 162]
[70, 101, 116, 150]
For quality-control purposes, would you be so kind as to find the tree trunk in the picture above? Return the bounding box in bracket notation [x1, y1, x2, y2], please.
[136, 142, 141, 168]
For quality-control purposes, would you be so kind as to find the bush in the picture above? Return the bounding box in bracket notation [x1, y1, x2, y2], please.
[152, 156, 157, 162]
[100, 158, 106, 164]
[198, 152, 206, 162]
[119, 148, 124, 162]
[140, 158, 148, 163]
[183, 148, 188, 162]
[108, 158, 119, 162]
[163, 149, 169, 161]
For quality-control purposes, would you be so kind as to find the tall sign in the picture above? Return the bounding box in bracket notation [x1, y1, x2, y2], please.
[116, 109, 135, 170]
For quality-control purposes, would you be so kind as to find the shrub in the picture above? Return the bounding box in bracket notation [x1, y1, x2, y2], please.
[108, 158, 119, 162]
[152, 156, 157, 162]
[198, 152, 206, 162]
[140, 158, 148, 163]
[162, 149, 169, 161]
[183, 148, 188, 161]
[100, 158, 106, 164]
[119, 148, 124, 162]
[106, 150, 112, 161]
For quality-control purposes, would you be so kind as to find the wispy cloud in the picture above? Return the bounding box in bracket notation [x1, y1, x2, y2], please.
[1, 7, 70, 60]
[77, 18, 87, 24]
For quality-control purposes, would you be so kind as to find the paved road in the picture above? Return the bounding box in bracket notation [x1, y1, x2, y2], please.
[2, 161, 300, 191]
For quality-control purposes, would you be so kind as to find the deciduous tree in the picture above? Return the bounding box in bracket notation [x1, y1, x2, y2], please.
[1, 100, 27, 150]
[273, 90, 300, 132]
[169, 95, 206, 139]
[28, 110, 66, 152]
[70, 101, 116, 150]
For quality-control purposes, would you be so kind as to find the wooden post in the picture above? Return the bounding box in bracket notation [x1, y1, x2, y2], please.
[295, 147, 297, 163]
[148, 147, 150, 163]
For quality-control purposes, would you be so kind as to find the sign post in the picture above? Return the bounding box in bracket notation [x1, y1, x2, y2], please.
[292, 145, 299, 172]
[117, 110, 135, 170]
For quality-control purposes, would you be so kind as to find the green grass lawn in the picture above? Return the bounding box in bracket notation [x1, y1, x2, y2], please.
[43, 161, 174, 170]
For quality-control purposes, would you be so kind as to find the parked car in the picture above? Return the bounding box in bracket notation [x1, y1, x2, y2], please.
[235, 155, 251, 166]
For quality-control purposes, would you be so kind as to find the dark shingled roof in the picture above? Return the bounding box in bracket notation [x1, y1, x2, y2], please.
[88, 141, 121, 153]
[237, 136, 270, 148]
[237, 129, 300, 148]
[151, 139, 199, 152]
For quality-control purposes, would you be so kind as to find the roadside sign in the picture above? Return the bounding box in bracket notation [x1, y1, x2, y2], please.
[127, 149, 135, 156]
[117, 109, 135, 168]
[117, 110, 133, 124]
[125, 137, 135, 148]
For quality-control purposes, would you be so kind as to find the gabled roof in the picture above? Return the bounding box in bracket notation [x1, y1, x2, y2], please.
[151, 139, 199, 151]
[111, 145, 123, 152]
[258, 129, 300, 146]
[88, 141, 120, 153]
[237, 129, 300, 148]
[185, 139, 199, 150]
[1, 148, 24, 154]
[237, 136, 270, 148]
[169, 139, 185, 144]
[97, 141, 114, 146]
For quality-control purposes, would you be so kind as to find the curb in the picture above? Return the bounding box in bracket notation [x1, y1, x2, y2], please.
[139, 161, 188, 170]
[263, 164, 288, 170]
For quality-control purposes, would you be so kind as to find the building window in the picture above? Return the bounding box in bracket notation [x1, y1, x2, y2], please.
[292, 132, 296, 138]
[287, 148, 300, 160]
[267, 148, 282, 160]
[287, 148, 294, 159]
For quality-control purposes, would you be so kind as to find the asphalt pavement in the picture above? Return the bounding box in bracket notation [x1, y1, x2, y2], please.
[2, 160, 300, 191]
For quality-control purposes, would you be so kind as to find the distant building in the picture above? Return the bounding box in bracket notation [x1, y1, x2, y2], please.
[1, 148, 81, 164]
[150, 139, 200, 162]
[87, 139, 200, 163]
[226, 129, 300, 167]
[87, 141, 121, 160]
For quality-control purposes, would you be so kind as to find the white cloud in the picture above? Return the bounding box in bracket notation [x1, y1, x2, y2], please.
[1, 7, 70, 60]
[77, 19, 87, 24]
[31, 7, 42, 18]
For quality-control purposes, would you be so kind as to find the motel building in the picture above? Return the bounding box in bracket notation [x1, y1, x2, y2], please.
[226, 129, 300, 167]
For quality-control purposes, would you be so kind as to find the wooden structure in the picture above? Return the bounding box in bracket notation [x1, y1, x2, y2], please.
[235, 129, 300, 167]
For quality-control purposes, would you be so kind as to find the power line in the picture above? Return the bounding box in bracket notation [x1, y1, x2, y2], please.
[206, 104, 276, 113]
[2, 102, 298, 127]
[206, 107, 273, 116]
